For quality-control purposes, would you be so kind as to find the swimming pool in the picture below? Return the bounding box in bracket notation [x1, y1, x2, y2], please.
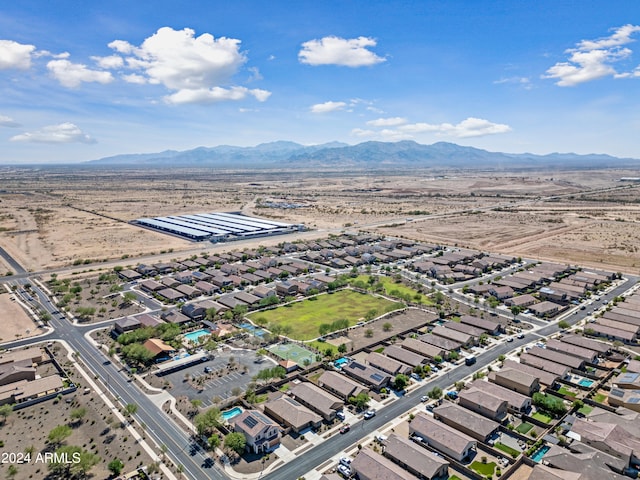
[222, 407, 243, 421]
[183, 329, 211, 343]
[334, 357, 349, 368]
[531, 445, 550, 462]
[578, 378, 594, 387]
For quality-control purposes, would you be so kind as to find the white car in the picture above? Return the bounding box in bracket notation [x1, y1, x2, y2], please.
[337, 464, 351, 477]
[339, 457, 351, 467]
[363, 409, 376, 419]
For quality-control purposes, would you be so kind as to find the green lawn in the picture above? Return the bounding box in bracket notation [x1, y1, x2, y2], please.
[593, 393, 607, 403]
[470, 461, 496, 476]
[557, 386, 576, 398]
[248, 289, 403, 340]
[515, 422, 533, 434]
[348, 275, 433, 305]
[578, 404, 594, 416]
[532, 412, 553, 424]
[495, 442, 521, 457]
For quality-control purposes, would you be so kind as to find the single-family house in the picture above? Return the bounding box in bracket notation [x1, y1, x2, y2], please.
[409, 413, 476, 462]
[231, 410, 281, 454]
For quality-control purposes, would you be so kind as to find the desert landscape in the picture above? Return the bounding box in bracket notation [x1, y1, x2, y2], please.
[1, 166, 639, 276]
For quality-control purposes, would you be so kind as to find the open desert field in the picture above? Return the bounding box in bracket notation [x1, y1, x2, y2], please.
[1, 166, 639, 275]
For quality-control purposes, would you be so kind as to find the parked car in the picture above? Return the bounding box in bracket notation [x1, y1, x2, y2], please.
[375, 434, 388, 443]
[465, 356, 476, 366]
[339, 424, 351, 434]
[446, 391, 458, 400]
[204, 367, 212, 373]
[336, 411, 345, 421]
[506, 336, 514, 342]
[420, 395, 428, 402]
[337, 464, 351, 477]
[517, 332, 525, 339]
[363, 409, 376, 419]
[339, 457, 351, 467]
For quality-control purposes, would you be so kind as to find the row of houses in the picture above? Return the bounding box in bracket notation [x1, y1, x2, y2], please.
[588, 291, 640, 344]
[411, 248, 517, 283]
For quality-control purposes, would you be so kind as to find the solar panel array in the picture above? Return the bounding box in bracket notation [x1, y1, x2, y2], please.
[135, 212, 301, 242]
[243, 415, 258, 428]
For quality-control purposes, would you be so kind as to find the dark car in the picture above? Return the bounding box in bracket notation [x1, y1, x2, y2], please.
[465, 356, 476, 366]
[339, 424, 350, 434]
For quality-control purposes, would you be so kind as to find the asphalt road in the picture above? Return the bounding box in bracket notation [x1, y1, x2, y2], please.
[0, 247, 27, 274]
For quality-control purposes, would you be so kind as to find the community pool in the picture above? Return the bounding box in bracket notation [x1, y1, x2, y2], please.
[531, 445, 551, 462]
[183, 329, 211, 343]
[578, 378, 594, 387]
[221, 407, 243, 421]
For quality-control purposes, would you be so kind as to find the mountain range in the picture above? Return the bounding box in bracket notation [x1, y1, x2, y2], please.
[87, 140, 638, 170]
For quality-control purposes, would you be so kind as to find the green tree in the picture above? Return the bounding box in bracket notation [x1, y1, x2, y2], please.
[364, 328, 374, 338]
[208, 433, 221, 450]
[70, 407, 87, 424]
[0, 404, 13, 425]
[558, 320, 570, 329]
[48, 445, 100, 478]
[108, 459, 125, 476]
[393, 374, 409, 391]
[47, 425, 72, 447]
[224, 432, 247, 454]
[318, 323, 332, 336]
[122, 291, 137, 306]
[348, 392, 370, 410]
[364, 309, 378, 321]
[428, 386, 443, 399]
[125, 403, 138, 416]
[382, 322, 392, 332]
[337, 343, 347, 354]
[194, 407, 222, 436]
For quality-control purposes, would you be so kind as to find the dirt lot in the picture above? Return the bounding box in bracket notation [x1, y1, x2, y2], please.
[0, 343, 160, 480]
[1, 167, 639, 276]
[0, 289, 39, 343]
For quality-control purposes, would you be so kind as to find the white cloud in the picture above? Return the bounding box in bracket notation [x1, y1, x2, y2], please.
[0, 115, 20, 127]
[47, 59, 114, 88]
[493, 76, 532, 89]
[164, 86, 270, 105]
[366, 117, 407, 127]
[398, 117, 511, 138]
[10, 122, 96, 144]
[122, 73, 147, 84]
[299, 36, 386, 67]
[0, 40, 36, 70]
[105, 27, 270, 105]
[110, 27, 247, 90]
[92, 55, 124, 69]
[351, 128, 376, 137]
[310, 101, 347, 113]
[544, 24, 640, 86]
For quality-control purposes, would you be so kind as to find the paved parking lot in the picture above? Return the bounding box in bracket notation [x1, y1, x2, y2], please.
[166, 349, 276, 407]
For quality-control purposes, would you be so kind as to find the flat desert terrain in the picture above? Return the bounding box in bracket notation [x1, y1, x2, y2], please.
[0, 166, 639, 275]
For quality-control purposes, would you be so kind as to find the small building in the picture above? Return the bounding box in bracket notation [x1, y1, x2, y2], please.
[432, 402, 500, 442]
[342, 361, 391, 391]
[489, 368, 540, 396]
[113, 317, 141, 335]
[528, 346, 585, 370]
[459, 315, 502, 335]
[383, 345, 430, 367]
[431, 325, 477, 347]
[401, 338, 445, 360]
[351, 447, 419, 480]
[317, 370, 369, 401]
[502, 359, 560, 387]
[263, 395, 322, 433]
[384, 434, 449, 480]
[143, 338, 175, 359]
[458, 388, 509, 422]
[559, 334, 610, 355]
[466, 378, 531, 413]
[289, 382, 344, 421]
[231, 410, 281, 454]
[545, 339, 597, 363]
[409, 413, 476, 462]
[365, 352, 412, 377]
[520, 353, 571, 378]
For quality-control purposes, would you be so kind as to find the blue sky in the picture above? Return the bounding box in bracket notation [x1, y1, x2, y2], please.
[1, 0, 639, 163]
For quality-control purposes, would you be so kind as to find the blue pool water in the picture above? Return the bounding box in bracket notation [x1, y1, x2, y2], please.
[222, 407, 243, 421]
[578, 378, 594, 387]
[183, 329, 211, 343]
[334, 357, 349, 368]
[531, 445, 550, 462]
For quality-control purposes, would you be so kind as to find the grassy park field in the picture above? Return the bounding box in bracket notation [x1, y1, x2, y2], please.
[248, 289, 403, 340]
[348, 274, 434, 305]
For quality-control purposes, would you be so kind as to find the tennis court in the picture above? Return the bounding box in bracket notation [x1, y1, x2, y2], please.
[267, 342, 316, 365]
